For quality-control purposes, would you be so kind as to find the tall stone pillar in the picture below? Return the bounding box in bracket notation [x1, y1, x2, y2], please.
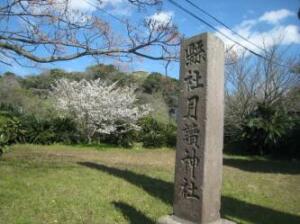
[158, 33, 234, 224]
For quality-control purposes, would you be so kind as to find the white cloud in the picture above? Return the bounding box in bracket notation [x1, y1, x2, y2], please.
[66, 0, 96, 11]
[59, 0, 125, 11]
[109, 5, 133, 16]
[101, 0, 124, 8]
[57, 0, 130, 15]
[148, 11, 174, 27]
[216, 9, 300, 55]
[259, 9, 294, 24]
[53, 0, 97, 12]
[97, 0, 133, 16]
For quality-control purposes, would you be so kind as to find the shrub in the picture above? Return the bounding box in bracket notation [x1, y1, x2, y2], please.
[0, 115, 25, 144]
[138, 116, 166, 147]
[0, 103, 21, 117]
[102, 130, 137, 148]
[20, 116, 55, 144]
[99, 120, 138, 147]
[164, 123, 177, 147]
[138, 116, 177, 148]
[240, 103, 294, 155]
[279, 116, 300, 159]
[51, 117, 80, 144]
[114, 131, 135, 148]
[20, 116, 79, 145]
[0, 114, 26, 155]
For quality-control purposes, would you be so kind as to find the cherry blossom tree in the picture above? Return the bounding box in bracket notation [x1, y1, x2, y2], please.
[51, 78, 151, 143]
[0, 0, 180, 66]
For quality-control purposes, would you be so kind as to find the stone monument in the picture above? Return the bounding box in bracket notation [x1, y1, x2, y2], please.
[158, 33, 235, 224]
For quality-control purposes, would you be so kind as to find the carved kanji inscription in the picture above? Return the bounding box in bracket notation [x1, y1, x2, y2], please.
[185, 40, 206, 66]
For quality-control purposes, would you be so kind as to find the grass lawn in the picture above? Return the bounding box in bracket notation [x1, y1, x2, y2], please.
[0, 144, 299, 224]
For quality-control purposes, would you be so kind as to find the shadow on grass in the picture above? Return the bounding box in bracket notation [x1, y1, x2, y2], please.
[79, 162, 300, 224]
[78, 161, 173, 205]
[224, 158, 300, 174]
[222, 197, 300, 224]
[113, 201, 155, 224]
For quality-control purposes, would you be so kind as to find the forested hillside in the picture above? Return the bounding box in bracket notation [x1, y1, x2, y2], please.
[0, 64, 179, 148]
[1, 65, 179, 123]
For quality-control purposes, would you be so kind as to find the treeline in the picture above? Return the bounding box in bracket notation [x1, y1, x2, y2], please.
[0, 65, 179, 151]
[224, 47, 300, 158]
[1, 52, 300, 159]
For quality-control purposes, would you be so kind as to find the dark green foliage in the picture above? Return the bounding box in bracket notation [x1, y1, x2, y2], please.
[2, 71, 17, 77]
[279, 116, 300, 158]
[240, 103, 295, 155]
[102, 130, 137, 148]
[114, 131, 136, 148]
[19, 116, 53, 144]
[20, 116, 79, 145]
[0, 103, 22, 117]
[87, 64, 118, 78]
[99, 120, 138, 147]
[138, 117, 166, 147]
[142, 73, 163, 94]
[138, 117, 176, 148]
[164, 123, 177, 147]
[86, 64, 130, 85]
[51, 117, 80, 144]
[20, 69, 69, 90]
[0, 109, 79, 147]
[0, 114, 26, 153]
[97, 118, 177, 148]
[142, 72, 179, 107]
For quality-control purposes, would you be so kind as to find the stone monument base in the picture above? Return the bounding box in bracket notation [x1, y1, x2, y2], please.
[157, 215, 235, 224]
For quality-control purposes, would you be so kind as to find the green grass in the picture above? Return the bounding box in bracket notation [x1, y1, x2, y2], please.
[0, 144, 299, 224]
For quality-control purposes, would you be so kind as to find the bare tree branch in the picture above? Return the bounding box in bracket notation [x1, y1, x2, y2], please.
[225, 41, 299, 135]
[0, 0, 180, 66]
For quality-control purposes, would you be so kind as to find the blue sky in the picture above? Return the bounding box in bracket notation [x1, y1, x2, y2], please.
[1, 0, 299, 79]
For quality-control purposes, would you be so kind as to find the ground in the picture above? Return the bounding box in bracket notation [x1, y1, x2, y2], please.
[0, 144, 299, 224]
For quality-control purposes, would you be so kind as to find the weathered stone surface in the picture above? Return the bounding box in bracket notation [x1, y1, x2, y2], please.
[158, 215, 235, 224]
[158, 215, 198, 224]
[221, 219, 236, 224]
[158, 33, 229, 224]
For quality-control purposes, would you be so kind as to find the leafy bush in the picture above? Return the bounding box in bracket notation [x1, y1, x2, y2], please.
[20, 116, 79, 145]
[114, 131, 135, 148]
[98, 120, 137, 147]
[0, 114, 26, 144]
[0, 114, 26, 155]
[279, 116, 300, 159]
[0, 123, 8, 155]
[0, 103, 21, 117]
[164, 123, 177, 147]
[51, 117, 80, 144]
[138, 117, 166, 147]
[21, 116, 54, 144]
[240, 103, 294, 155]
[102, 130, 137, 148]
[138, 116, 176, 148]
